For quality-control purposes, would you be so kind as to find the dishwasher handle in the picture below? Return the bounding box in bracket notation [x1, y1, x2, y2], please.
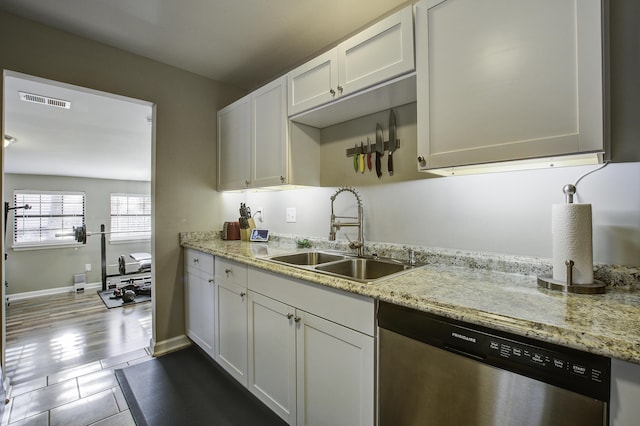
[444, 345, 486, 362]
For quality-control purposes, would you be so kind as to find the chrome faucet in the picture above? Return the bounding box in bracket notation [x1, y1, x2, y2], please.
[329, 187, 364, 257]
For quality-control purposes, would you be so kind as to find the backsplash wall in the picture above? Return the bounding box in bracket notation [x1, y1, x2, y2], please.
[219, 161, 640, 267]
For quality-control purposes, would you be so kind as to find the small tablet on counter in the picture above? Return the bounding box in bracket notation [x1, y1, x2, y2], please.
[250, 228, 269, 242]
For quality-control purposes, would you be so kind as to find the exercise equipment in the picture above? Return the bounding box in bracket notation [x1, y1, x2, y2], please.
[59, 224, 152, 291]
[122, 289, 136, 303]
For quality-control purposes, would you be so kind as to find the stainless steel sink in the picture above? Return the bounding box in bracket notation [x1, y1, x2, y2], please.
[315, 258, 408, 282]
[267, 251, 348, 266]
[265, 250, 424, 284]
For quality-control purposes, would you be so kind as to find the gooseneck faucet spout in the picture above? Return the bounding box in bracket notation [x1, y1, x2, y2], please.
[329, 187, 364, 257]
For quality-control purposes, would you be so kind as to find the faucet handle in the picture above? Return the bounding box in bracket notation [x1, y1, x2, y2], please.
[345, 233, 363, 250]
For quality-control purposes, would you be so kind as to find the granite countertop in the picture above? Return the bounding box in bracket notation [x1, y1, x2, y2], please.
[181, 236, 640, 365]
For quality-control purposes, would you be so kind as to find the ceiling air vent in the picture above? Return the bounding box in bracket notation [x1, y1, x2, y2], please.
[19, 91, 71, 109]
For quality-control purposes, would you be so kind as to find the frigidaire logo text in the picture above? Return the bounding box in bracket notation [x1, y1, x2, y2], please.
[452, 332, 476, 343]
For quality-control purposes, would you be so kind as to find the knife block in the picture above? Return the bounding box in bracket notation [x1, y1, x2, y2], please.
[240, 218, 256, 241]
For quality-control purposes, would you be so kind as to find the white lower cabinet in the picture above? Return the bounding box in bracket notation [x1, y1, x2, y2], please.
[247, 292, 297, 423]
[184, 249, 215, 358]
[214, 258, 249, 386]
[248, 267, 375, 426]
[295, 310, 375, 426]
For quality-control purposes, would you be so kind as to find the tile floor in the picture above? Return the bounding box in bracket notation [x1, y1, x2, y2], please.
[1, 348, 152, 426]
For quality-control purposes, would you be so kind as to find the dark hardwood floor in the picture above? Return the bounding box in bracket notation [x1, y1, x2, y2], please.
[5, 289, 152, 384]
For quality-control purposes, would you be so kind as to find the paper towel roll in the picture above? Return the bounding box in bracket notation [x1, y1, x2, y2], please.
[552, 203, 593, 284]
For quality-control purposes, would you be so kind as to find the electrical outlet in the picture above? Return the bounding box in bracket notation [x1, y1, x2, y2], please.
[255, 207, 264, 223]
[85, 263, 92, 272]
[286, 207, 297, 223]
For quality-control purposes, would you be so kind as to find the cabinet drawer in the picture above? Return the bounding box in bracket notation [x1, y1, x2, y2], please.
[184, 248, 214, 275]
[248, 267, 374, 336]
[215, 257, 248, 288]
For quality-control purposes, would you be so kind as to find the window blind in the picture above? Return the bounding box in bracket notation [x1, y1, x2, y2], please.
[110, 194, 151, 241]
[13, 191, 85, 246]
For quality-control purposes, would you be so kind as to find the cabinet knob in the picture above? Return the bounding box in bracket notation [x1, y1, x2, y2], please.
[329, 88, 336, 96]
[240, 292, 246, 298]
[245, 180, 250, 186]
[294, 316, 301, 323]
[193, 258, 199, 263]
[286, 313, 294, 320]
[225, 268, 231, 276]
[280, 175, 285, 183]
[208, 278, 214, 284]
[337, 85, 343, 94]
[417, 156, 427, 167]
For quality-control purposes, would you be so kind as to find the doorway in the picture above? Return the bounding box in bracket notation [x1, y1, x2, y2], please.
[2, 71, 155, 384]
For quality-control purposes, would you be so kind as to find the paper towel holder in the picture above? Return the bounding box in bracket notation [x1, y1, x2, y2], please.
[537, 183, 606, 294]
[537, 260, 606, 294]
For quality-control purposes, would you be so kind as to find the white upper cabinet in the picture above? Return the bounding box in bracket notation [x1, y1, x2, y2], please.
[338, 6, 414, 95]
[217, 96, 251, 190]
[288, 5, 415, 126]
[287, 50, 339, 117]
[415, 0, 605, 172]
[217, 76, 320, 191]
[252, 77, 289, 187]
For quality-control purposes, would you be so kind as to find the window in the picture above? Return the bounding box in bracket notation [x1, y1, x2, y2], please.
[13, 191, 85, 247]
[110, 193, 151, 242]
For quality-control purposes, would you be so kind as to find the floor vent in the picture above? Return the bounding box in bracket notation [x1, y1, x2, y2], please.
[19, 91, 71, 109]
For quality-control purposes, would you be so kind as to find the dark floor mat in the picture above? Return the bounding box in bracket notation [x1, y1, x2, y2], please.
[115, 346, 287, 426]
[97, 289, 151, 309]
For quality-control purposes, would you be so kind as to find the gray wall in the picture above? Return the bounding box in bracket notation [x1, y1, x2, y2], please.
[0, 11, 245, 355]
[4, 174, 151, 294]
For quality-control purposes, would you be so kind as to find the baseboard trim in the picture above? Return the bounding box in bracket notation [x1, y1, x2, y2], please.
[150, 335, 191, 357]
[6, 282, 103, 301]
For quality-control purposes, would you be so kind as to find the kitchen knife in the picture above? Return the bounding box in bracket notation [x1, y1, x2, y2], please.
[359, 142, 365, 173]
[375, 124, 384, 178]
[366, 138, 372, 171]
[353, 143, 358, 172]
[388, 110, 397, 176]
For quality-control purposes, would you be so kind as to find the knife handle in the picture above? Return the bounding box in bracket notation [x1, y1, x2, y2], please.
[375, 152, 382, 178]
[388, 152, 394, 176]
[367, 152, 372, 170]
[353, 153, 358, 172]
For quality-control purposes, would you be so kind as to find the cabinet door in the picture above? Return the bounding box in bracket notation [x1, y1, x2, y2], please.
[415, 0, 604, 171]
[252, 76, 288, 187]
[184, 267, 215, 358]
[338, 5, 414, 96]
[288, 49, 339, 116]
[247, 292, 296, 424]
[296, 310, 375, 426]
[217, 95, 251, 190]
[215, 280, 248, 386]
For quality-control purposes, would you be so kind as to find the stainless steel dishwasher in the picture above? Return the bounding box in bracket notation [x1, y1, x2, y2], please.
[378, 302, 610, 425]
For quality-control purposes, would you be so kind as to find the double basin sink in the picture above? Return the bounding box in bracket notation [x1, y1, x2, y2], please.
[265, 250, 425, 284]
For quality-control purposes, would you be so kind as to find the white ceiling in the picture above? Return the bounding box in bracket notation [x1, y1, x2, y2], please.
[0, 0, 409, 182]
[4, 73, 152, 181]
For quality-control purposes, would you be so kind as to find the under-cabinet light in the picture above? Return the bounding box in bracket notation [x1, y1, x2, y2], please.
[425, 153, 604, 177]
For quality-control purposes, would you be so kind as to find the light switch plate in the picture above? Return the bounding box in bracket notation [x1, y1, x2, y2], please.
[286, 207, 296, 223]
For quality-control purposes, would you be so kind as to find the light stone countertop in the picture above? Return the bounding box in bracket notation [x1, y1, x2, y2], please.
[181, 236, 640, 365]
